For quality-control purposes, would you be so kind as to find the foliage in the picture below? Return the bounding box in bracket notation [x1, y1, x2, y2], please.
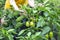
[0, 0, 60, 40]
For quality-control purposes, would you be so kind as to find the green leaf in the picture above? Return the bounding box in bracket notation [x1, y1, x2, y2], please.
[15, 22, 23, 29]
[18, 30, 25, 35]
[42, 26, 51, 35]
[0, 36, 4, 39]
[32, 32, 41, 39]
[8, 12, 14, 18]
[2, 29, 6, 35]
[16, 16, 24, 22]
[33, 10, 37, 13]
[37, 17, 45, 27]
[7, 29, 15, 33]
[43, 0, 49, 4]
[8, 35, 14, 40]
[35, 32, 41, 36]
[44, 12, 49, 17]
[27, 32, 31, 37]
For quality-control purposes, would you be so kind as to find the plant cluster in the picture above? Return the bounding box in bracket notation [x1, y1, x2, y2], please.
[0, 0, 60, 40]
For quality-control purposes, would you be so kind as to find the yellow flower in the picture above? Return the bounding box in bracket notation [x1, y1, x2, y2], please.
[4, 0, 11, 9]
[15, 0, 28, 5]
[4, 0, 28, 9]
